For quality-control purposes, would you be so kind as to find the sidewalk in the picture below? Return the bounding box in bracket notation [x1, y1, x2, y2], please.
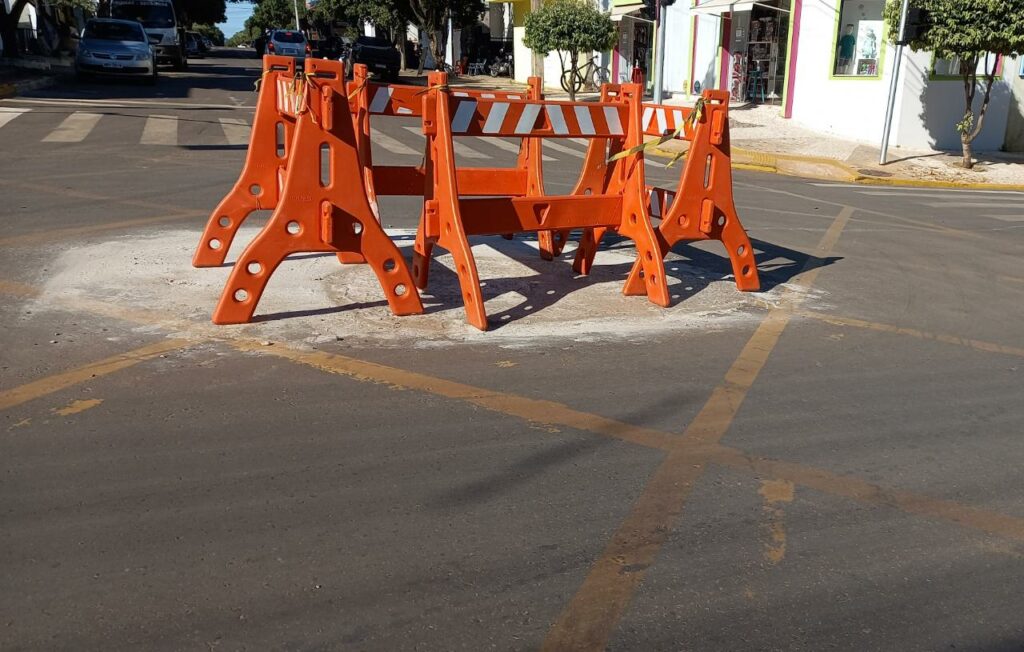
[0, 55, 73, 98]
[424, 71, 1024, 189]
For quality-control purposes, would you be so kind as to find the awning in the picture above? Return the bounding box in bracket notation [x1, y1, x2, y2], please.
[609, 3, 652, 22]
[692, 0, 790, 15]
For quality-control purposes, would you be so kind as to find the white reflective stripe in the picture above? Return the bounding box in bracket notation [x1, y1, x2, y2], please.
[545, 105, 568, 135]
[514, 104, 542, 134]
[603, 106, 623, 135]
[451, 100, 477, 133]
[453, 91, 470, 97]
[397, 107, 413, 115]
[656, 108, 667, 134]
[673, 110, 684, 129]
[369, 86, 393, 114]
[508, 95, 521, 100]
[481, 93, 495, 98]
[573, 106, 595, 135]
[482, 102, 509, 133]
[642, 106, 654, 130]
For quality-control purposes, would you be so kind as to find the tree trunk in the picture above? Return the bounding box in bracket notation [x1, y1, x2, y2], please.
[431, 28, 445, 70]
[530, 0, 542, 84]
[568, 51, 578, 102]
[1, 0, 30, 58]
[415, 26, 425, 75]
[961, 135, 973, 170]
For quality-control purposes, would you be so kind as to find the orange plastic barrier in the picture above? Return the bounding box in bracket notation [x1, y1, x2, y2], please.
[412, 72, 669, 330]
[210, 58, 423, 324]
[572, 91, 760, 295]
[193, 56, 299, 267]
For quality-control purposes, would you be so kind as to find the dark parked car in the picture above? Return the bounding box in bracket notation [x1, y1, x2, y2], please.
[347, 35, 400, 81]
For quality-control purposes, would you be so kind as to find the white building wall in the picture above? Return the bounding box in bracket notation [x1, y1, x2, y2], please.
[893, 50, 1013, 151]
[788, 0, 896, 145]
[691, 15, 721, 95]
[662, 3, 693, 96]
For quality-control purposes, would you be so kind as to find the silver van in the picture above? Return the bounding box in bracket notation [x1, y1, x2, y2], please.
[109, 0, 186, 70]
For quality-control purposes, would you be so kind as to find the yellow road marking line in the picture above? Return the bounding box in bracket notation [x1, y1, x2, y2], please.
[0, 339, 189, 412]
[52, 398, 104, 416]
[541, 206, 853, 651]
[793, 309, 1024, 358]
[0, 212, 205, 247]
[759, 479, 795, 564]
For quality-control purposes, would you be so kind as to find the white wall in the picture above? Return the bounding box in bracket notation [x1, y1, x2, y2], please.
[661, 3, 693, 96]
[1005, 56, 1024, 152]
[788, 0, 896, 145]
[691, 15, 721, 95]
[894, 50, 1013, 151]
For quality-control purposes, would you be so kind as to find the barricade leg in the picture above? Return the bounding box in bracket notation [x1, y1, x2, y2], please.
[194, 56, 295, 268]
[212, 73, 423, 324]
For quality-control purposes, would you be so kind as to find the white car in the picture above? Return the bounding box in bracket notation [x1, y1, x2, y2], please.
[267, 29, 309, 61]
[76, 18, 157, 84]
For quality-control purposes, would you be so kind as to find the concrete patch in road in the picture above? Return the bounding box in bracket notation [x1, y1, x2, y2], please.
[30, 227, 816, 348]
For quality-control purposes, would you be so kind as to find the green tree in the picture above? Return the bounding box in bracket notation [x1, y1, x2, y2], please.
[884, 0, 1024, 168]
[247, 0, 304, 33]
[397, 0, 485, 74]
[226, 26, 258, 47]
[192, 23, 226, 46]
[523, 0, 616, 100]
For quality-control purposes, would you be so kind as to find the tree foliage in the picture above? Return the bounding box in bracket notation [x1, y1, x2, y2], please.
[523, 0, 615, 99]
[192, 23, 226, 45]
[883, 0, 1024, 167]
[246, 0, 304, 32]
[399, 0, 486, 73]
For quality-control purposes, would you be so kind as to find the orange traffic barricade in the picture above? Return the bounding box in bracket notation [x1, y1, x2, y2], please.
[570, 91, 760, 296]
[209, 58, 423, 324]
[193, 55, 299, 268]
[412, 72, 670, 330]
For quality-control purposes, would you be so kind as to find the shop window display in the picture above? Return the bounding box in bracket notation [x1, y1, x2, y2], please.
[832, 0, 884, 77]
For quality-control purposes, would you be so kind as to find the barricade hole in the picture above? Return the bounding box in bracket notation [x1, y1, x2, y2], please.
[275, 122, 285, 157]
[524, 305, 533, 312]
[703, 154, 713, 189]
[352, 221, 363, 235]
[383, 258, 396, 272]
[319, 143, 330, 187]
[394, 283, 407, 296]
[208, 238, 222, 250]
[218, 216, 231, 228]
[639, 269, 645, 278]
[630, 213, 638, 225]
[649, 274, 658, 285]
[738, 245, 746, 256]
[500, 314, 511, 321]
[250, 184, 262, 196]
[546, 289, 556, 295]
[465, 292, 473, 303]
[459, 264, 467, 276]
[234, 289, 248, 302]
[646, 250, 654, 261]
[584, 188, 592, 195]
[555, 232, 564, 242]
[717, 215, 726, 227]
[286, 221, 301, 235]
[445, 222, 452, 235]
[742, 265, 752, 277]
[247, 261, 262, 275]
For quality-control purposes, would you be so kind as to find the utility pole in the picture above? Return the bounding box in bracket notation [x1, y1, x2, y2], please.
[652, 0, 668, 102]
[293, 0, 301, 31]
[530, 0, 543, 82]
[879, 0, 910, 165]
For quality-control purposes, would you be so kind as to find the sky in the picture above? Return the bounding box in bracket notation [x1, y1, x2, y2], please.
[218, 1, 255, 39]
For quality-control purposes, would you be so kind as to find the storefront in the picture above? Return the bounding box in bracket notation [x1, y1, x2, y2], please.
[692, 0, 792, 105]
[610, 0, 655, 92]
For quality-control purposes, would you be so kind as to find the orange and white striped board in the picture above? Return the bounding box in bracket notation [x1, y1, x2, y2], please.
[446, 98, 630, 139]
[640, 103, 696, 140]
[360, 84, 532, 118]
[275, 76, 306, 116]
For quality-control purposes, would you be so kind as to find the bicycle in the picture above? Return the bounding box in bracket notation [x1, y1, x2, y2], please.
[560, 55, 611, 94]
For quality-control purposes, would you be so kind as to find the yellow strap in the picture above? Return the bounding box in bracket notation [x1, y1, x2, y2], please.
[347, 78, 368, 101]
[414, 83, 449, 96]
[606, 96, 705, 164]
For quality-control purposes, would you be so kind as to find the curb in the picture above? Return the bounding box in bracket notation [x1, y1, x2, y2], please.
[649, 142, 1024, 191]
[0, 73, 59, 99]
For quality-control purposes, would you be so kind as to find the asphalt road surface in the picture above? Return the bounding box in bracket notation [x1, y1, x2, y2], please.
[2, 50, 1024, 651]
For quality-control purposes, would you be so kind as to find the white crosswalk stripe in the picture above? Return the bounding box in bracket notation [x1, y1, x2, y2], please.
[402, 126, 487, 159]
[0, 106, 30, 130]
[140, 114, 178, 145]
[42, 111, 102, 142]
[375, 127, 420, 155]
[543, 140, 585, 159]
[219, 117, 250, 145]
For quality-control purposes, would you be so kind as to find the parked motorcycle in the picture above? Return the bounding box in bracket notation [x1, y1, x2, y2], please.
[489, 52, 512, 78]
